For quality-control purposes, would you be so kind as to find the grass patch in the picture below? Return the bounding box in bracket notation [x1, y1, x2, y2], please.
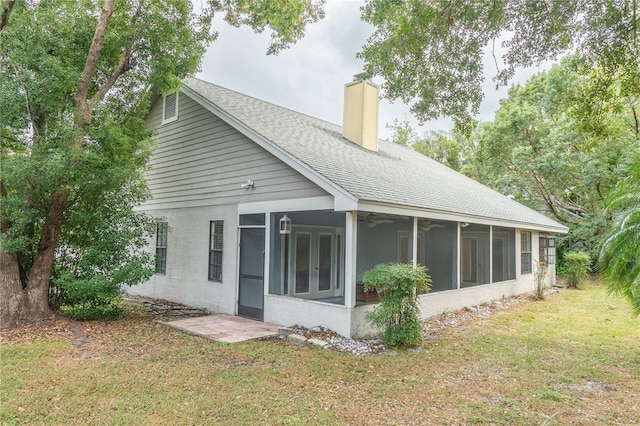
[1, 279, 638, 425]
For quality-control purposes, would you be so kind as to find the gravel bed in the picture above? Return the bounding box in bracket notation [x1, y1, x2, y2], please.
[288, 289, 563, 356]
[289, 325, 388, 356]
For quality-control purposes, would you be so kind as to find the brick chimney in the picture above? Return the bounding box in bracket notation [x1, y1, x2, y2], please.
[342, 75, 379, 152]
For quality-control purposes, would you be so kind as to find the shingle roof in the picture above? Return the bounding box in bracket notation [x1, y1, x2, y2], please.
[184, 78, 568, 233]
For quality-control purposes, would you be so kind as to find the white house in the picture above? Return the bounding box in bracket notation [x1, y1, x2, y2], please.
[128, 77, 568, 338]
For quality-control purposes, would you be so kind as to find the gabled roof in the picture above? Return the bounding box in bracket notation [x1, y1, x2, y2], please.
[182, 77, 568, 233]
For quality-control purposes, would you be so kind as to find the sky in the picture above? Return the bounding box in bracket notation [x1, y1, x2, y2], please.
[197, 1, 552, 140]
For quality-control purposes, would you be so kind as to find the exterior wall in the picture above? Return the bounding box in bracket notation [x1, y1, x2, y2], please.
[350, 274, 537, 338]
[144, 93, 327, 210]
[416, 275, 533, 320]
[128, 204, 238, 314]
[129, 93, 329, 312]
[264, 295, 353, 337]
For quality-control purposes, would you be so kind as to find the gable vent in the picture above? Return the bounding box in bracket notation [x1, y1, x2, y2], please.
[162, 93, 178, 124]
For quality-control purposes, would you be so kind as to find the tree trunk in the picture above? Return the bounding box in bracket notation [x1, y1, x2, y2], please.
[0, 192, 67, 328]
[0, 250, 26, 328]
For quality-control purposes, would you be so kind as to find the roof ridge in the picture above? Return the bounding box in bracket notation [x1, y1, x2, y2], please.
[186, 77, 361, 138]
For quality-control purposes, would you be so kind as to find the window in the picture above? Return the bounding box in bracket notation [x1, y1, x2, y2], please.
[521, 231, 532, 274]
[155, 222, 168, 274]
[540, 235, 556, 265]
[209, 220, 224, 282]
[162, 93, 178, 124]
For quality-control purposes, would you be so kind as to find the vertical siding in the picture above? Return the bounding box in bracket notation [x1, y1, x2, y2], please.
[143, 93, 328, 210]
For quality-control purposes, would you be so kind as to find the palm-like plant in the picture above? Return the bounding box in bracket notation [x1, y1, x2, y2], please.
[599, 158, 640, 316]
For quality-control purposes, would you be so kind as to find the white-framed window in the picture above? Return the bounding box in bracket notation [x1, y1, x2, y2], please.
[155, 222, 168, 274]
[162, 92, 179, 124]
[208, 220, 224, 282]
[521, 231, 532, 274]
[540, 235, 556, 265]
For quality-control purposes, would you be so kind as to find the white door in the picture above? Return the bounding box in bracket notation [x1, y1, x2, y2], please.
[290, 226, 337, 299]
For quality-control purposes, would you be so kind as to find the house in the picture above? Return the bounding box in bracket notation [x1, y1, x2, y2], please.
[128, 76, 568, 338]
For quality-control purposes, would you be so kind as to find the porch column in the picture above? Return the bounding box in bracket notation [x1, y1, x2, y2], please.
[456, 222, 461, 289]
[344, 211, 357, 308]
[412, 216, 418, 268]
[489, 225, 493, 284]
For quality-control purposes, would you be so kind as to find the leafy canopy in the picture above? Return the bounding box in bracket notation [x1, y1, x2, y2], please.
[0, 0, 325, 321]
[359, 0, 640, 131]
[460, 59, 639, 261]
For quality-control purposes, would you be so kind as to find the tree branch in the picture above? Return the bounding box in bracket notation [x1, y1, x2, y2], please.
[73, 0, 116, 121]
[86, 46, 131, 112]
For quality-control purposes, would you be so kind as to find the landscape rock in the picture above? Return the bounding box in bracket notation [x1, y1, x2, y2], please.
[287, 333, 307, 346]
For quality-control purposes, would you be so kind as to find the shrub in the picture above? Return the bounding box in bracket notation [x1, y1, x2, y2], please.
[51, 271, 124, 320]
[564, 251, 591, 288]
[363, 263, 431, 347]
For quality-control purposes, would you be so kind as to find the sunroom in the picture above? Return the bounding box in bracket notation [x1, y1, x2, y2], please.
[253, 208, 549, 338]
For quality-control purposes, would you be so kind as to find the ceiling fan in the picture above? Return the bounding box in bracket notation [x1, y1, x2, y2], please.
[419, 220, 445, 232]
[358, 213, 394, 228]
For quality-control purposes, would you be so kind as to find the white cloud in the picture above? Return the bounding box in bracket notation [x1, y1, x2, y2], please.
[198, 1, 554, 139]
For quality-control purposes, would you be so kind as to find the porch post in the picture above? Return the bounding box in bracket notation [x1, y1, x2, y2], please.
[457, 222, 461, 289]
[263, 212, 271, 295]
[344, 211, 357, 308]
[412, 216, 418, 268]
[489, 225, 493, 284]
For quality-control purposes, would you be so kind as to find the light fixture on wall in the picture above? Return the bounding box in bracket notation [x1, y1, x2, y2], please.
[279, 215, 291, 235]
[460, 222, 470, 228]
[241, 180, 255, 189]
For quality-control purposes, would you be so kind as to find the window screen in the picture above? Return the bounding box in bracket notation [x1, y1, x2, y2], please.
[209, 220, 224, 282]
[521, 231, 532, 274]
[155, 222, 168, 274]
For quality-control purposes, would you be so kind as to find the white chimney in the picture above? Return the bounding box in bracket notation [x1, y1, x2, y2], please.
[342, 76, 379, 152]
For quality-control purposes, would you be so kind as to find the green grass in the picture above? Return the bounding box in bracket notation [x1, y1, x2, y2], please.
[1, 279, 639, 425]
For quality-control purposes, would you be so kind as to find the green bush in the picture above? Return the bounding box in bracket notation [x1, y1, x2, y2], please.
[564, 251, 591, 288]
[51, 271, 123, 320]
[363, 263, 431, 347]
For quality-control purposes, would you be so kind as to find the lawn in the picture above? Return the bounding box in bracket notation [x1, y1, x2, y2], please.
[1, 279, 639, 425]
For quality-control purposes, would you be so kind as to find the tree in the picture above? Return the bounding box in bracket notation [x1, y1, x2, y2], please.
[599, 155, 640, 315]
[386, 119, 462, 170]
[461, 60, 639, 260]
[0, 0, 324, 328]
[358, 1, 640, 132]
